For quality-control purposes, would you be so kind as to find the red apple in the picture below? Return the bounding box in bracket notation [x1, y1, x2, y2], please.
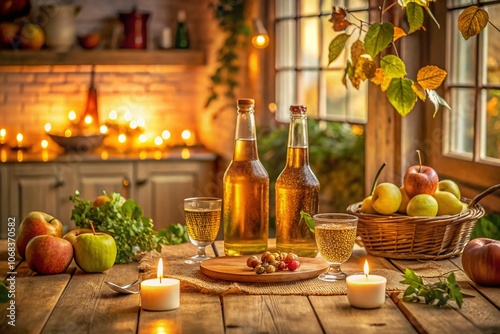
[63, 228, 94, 245]
[16, 211, 64, 259]
[403, 150, 439, 199]
[462, 238, 500, 286]
[25, 235, 73, 275]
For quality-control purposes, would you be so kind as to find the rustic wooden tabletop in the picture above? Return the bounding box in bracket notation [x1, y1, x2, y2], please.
[1, 239, 499, 333]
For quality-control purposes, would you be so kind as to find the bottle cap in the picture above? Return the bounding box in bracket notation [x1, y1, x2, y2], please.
[178, 10, 186, 22]
[290, 105, 307, 114]
[237, 98, 255, 106]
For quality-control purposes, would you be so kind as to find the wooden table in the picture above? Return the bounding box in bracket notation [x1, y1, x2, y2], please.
[1, 239, 499, 333]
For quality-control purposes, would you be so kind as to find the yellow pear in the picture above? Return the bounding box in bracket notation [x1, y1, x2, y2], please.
[407, 194, 438, 217]
[398, 186, 410, 214]
[371, 183, 402, 215]
[360, 196, 377, 214]
[434, 191, 463, 216]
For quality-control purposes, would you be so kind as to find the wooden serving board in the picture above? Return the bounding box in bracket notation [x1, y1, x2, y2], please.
[200, 256, 329, 283]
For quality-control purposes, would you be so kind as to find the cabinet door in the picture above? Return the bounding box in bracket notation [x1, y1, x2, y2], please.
[136, 160, 216, 230]
[8, 162, 76, 232]
[76, 162, 134, 200]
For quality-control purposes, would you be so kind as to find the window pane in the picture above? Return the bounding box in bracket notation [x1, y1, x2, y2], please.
[276, 20, 296, 69]
[321, 0, 347, 13]
[450, 10, 476, 85]
[448, 0, 474, 7]
[298, 70, 319, 117]
[299, 17, 320, 68]
[346, 80, 367, 122]
[483, 89, 500, 160]
[449, 88, 474, 158]
[325, 70, 347, 120]
[301, 0, 319, 15]
[276, 71, 297, 122]
[486, 4, 500, 84]
[276, 0, 296, 18]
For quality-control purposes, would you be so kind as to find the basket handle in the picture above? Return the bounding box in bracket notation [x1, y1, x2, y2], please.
[469, 184, 500, 207]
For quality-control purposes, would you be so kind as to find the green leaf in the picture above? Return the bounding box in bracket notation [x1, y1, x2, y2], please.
[406, 2, 424, 34]
[380, 55, 407, 78]
[364, 22, 394, 58]
[427, 89, 451, 117]
[387, 78, 416, 116]
[471, 214, 500, 240]
[299, 211, 315, 233]
[328, 33, 351, 65]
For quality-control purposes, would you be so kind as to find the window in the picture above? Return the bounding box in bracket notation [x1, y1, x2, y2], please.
[274, 0, 369, 123]
[446, 0, 500, 164]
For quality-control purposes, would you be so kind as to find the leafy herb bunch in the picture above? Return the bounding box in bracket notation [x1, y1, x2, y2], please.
[328, 1, 498, 117]
[70, 191, 186, 264]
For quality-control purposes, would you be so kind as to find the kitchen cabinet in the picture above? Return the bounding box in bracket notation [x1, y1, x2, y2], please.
[0, 153, 217, 238]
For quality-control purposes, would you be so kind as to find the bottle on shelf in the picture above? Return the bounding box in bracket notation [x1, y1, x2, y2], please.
[223, 98, 269, 256]
[275, 105, 320, 257]
[174, 10, 189, 49]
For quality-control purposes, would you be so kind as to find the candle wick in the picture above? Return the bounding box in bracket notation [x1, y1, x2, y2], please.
[365, 273, 368, 280]
[160, 276, 162, 284]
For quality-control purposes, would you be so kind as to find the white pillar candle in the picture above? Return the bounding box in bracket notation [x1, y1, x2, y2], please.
[140, 258, 180, 311]
[346, 260, 387, 309]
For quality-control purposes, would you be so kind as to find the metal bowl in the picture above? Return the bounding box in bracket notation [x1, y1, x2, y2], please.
[48, 133, 104, 153]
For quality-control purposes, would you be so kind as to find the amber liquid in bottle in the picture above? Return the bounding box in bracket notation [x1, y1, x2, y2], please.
[275, 105, 320, 257]
[223, 100, 269, 256]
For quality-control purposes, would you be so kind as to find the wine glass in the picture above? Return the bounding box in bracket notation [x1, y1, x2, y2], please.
[184, 197, 222, 264]
[313, 213, 358, 282]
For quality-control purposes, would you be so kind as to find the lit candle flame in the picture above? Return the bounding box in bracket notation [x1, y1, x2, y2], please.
[181, 129, 191, 140]
[16, 133, 23, 146]
[41, 139, 48, 149]
[44, 123, 52, 132]
[364, 260, 369, 279]
[100, 125, 108, 134]
[0, 128, 6, 137]
[118, 134, 127, 143]
[157, 258, 163, 283]
[68, 110, 77, 121]
[109, 110, 118, 120]
[84, 115, 93, 125]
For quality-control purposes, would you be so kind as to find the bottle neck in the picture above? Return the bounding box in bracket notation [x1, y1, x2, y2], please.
[286, 114, 310, 166]
[233, 105, 259, 161]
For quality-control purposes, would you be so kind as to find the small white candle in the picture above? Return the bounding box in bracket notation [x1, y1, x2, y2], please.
[140, 258, 180, 311]
[161, 27, 172, 48]
[346, 260, 387, 309]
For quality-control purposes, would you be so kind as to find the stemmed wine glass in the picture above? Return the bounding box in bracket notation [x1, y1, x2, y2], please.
[184, 197, 222, 264]
[314, 213, 358, 281]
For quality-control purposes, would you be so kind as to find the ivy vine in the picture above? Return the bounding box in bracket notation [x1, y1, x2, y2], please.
[206, 1, 250, 108]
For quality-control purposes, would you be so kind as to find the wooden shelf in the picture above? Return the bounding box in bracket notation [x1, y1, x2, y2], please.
[0, 49, 206, 66]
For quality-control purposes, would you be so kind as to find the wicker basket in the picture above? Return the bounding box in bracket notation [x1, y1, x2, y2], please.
[346, 185, 499, 260]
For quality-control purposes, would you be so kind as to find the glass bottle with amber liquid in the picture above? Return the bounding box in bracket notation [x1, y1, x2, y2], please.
[275, 105, 320, 257]
[223, 98, 269, 256]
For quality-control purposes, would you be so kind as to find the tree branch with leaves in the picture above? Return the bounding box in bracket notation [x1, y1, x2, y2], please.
[328, 1, 499, 117]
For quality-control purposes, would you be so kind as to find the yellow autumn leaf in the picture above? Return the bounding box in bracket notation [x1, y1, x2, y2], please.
[351, 40, 366, 67]
[412, 81, 426, 101]
[416, 65, 447, 90]
[381, 75, 392, 92]
[458, 6, 489, 40]
[393, 26, 407, 41]
[370, 68, 385, 86]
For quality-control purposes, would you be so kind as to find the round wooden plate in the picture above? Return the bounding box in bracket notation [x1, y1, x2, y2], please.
[200, 256, 329, 283]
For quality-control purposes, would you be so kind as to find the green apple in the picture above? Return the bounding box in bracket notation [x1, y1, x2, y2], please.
[371, 182, 402, 215]
[407, 194, 438, 217]
[360, 196, 377, 214]
[438, 179, 461, 200]
[398, 186, 410, 214]
[73, 228, 116, 273]
[434, 191, 463, 216]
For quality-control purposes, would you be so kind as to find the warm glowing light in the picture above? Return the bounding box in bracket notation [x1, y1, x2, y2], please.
[364, 260, 369, 277]
[137, 117, 146, 127]
[154, 150, 162, 160]
[181, 148, 190, 160]
[268, 102, 277, 113]
[138, 134, 147, 143]
[42, 150, 49, 162]
[109, 110, 118, 120]
[101, 151, 109, 160]
[161, 130, 171, 140]
[124, 111, 133, 121]
[154, 136, 163, 146]
[84, 115, 93, 125]
[44, 122, 52, 132]
[252, 34, 269, 49]
[17, 150, 23, 162]
[352, 124, 364, 136]
[1, 148, 6, 162]
[129, 120, 138, 129]
[0, 128, 5, 137]
[139, 151, 147, 160]
[68, 110, 77, 121]
[65, 129, 72, 137]
[118, 134, 127, 143]
[100, 125, 108, 134]
[16, 133, 23, 145]
[41, 139, 48, 149]
[157, 258, 163, 279]
[181, 130, 191, 140]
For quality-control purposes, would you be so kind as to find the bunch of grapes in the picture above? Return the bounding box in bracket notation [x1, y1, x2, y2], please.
[246, 251, 301, 274]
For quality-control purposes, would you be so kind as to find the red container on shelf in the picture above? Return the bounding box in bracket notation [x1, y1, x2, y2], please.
[119, 7, 150, 49]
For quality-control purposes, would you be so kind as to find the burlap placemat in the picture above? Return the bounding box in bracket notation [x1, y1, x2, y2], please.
[137, 241, 406, 295]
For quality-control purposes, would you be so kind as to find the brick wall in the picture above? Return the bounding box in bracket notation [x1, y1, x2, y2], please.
[0, 0, 246, 159]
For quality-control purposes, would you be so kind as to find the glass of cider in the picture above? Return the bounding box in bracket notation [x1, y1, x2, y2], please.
[184, 197, 222, 264]
[313, 213, 358, 282]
